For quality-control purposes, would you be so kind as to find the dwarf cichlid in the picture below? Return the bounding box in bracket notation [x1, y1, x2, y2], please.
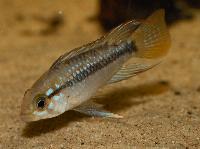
[21, 9, 171, 122]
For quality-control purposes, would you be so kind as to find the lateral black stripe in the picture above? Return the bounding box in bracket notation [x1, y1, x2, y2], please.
[48, 40, 136, 98]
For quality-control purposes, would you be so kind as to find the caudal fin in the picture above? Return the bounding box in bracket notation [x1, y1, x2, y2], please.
[133, 9, 171, 59]
[107, 9, 171, 84]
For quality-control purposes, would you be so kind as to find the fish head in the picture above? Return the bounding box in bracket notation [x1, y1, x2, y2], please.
[21, 72, 69, 122]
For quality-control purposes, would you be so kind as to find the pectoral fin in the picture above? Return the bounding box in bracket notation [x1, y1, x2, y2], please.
[73, 101, 123, 118]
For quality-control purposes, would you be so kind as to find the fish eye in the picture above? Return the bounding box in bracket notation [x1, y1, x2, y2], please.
[37, 97, 45, 108]
[35, 95, 47, 110]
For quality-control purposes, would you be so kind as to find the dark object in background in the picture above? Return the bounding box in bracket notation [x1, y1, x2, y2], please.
[187, 0, 200, 8]
[99, 0, 198, 31]
[34, 13, 64, 35]
[16, 13, 64, 36]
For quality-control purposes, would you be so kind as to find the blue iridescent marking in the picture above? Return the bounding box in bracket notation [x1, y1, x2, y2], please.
[46, 88, 54, 96]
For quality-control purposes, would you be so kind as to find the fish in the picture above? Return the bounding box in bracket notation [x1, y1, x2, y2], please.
[21, 9, 171, 122]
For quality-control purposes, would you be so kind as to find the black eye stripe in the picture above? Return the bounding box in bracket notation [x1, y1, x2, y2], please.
[47, 84, 67, 98]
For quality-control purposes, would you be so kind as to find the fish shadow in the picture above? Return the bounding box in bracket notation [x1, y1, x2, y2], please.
[22, 80, 170, 138]
[97, 80, 170, 112]
[22, 110, 86, 138]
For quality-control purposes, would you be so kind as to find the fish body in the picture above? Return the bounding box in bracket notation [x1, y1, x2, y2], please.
[21, 9, 170, 122]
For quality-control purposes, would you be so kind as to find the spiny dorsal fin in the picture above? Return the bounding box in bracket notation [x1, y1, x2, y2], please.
[105, 20, 141, 45]
[50, 37, 105, 69]
[50, 20, 140, 70]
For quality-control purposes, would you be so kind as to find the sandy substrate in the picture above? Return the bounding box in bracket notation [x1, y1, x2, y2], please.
[0, 0, 200, 148]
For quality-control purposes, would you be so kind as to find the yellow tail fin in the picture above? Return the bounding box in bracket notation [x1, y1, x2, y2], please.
[107, 9, 171, 84]
[133, 9, 171, 59]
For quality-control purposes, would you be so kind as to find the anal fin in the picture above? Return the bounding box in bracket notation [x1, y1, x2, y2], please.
[108, 58, 161, 84]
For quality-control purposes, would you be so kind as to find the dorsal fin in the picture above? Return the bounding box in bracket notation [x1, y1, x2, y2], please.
[50, 37, 105, 70]
[105, 20, 141, 45]
[50, 20, 140, 70]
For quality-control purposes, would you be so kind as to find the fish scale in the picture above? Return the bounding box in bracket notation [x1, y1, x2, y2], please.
[55, 40, 135, 92]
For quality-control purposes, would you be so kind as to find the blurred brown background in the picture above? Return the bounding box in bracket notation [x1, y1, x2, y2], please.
[99, 0, 200, 30]
[0, 0, 200, 148]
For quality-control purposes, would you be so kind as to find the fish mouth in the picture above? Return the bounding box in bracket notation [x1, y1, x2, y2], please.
[20, 109, 38, 122]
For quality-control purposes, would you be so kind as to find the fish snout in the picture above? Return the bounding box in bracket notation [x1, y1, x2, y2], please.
[20, 93, 35, 122]
[20, 104, 35, 122]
